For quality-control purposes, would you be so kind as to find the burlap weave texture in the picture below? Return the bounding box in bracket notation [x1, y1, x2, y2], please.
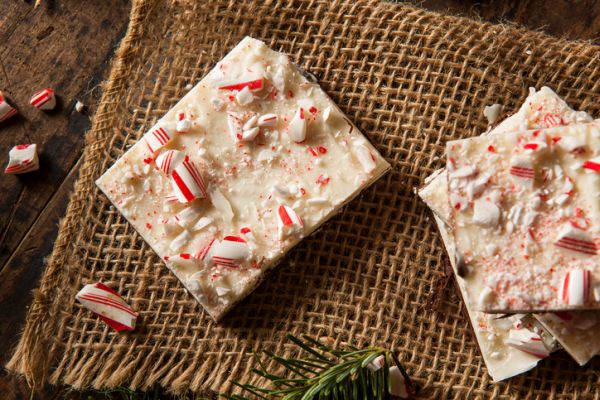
[7, 0, 600, 398]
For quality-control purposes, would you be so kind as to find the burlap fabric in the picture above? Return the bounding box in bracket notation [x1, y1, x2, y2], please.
[7, 0, 600, 398]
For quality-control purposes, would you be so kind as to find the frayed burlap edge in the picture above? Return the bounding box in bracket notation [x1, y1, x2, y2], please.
[5, 0, 160, 388]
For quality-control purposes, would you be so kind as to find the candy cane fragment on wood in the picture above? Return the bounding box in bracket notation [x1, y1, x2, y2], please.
[4, 144, 39, 174]
[75, 282, 138, 331]
[29, 88, 57, 110]
[95, 36, 390, 321]
[0, 91, 18, 123]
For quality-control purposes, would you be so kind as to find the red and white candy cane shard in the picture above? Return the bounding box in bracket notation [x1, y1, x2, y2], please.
[523, 141, 547, 153]
[218, 77, 264, 92]
[367, 354, 386, 372]
[582, 157, 600, 172]
[543, 113, 561, 127]
[0, 93, 17, 122]
[170, 158, 207, 203]
[75, 282, 138, 331]
[278, 204, 303, 227]
[509, 155, 535, 187]
[388, 366, 410, 399]
[29, 88, 56, 110]
[353, 142, 376, 173]
[155, 149, 185, 175]
[176, 111, 192, 133]
[258, 113, 278, 127]
[165, 252, 200, 268]
[196, 237, 216, 262]
[4, 144, 39, 174]
[505, 329, 550, 358]
[561, 269, 591, 306]
[288, 108, 307, 143]
[143, 125, 173, 154]
[554, 224, 597, 257]
[210, 235, 249, 268]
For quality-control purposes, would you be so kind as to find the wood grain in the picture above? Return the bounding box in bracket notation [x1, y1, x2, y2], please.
[0, 1, 129, 398]
[0, 0, 598, 398]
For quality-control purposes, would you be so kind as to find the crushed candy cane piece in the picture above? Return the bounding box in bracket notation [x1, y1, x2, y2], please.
[193, 216, 213, 231]
[554, 224, 597, 257]
[144, 125, 173, 154]
[29, 88, 56, 110]
[218, 77, 264, 92]
[505, 328, 550, 358]
[449, 165, 477, 179]
[4, 144, 39, 174]
[235, 86, 254, 105]
[155, 149, 185, 175]
[582, 157, 600, 172]
[277, 204, 303, 238]
[209, 189, 234, 221]
[258, 113, 277, 127]
[0, 92, 17, 122]
[74, 100, 85, 113]
[288, 107, 307, 143]
[483, 103, 503, 125]
[75, 282, 137, 331]
[175, 206, 201, 229]
[176, 111, 192, 133]
[197, 237, 216, 262]
[170, 158, 207, 203]
[509, 155, 535, 187]
[366, 354, 386, 372]
[170, 230, 191, 252]
[210, 236, 249, 268]
[561, 269, 591, 306]
[388, 366, 410, 399]
[241, 126, 260, 141]
[353, 142, 376, 173]
[472, 198, 500, 227]
[210, 97, 226, 111]
[166, 252, 201, 268]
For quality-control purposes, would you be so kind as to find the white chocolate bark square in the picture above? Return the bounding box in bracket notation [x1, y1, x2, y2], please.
[96, 37, 390, 321]
[447, 120, 600, 313]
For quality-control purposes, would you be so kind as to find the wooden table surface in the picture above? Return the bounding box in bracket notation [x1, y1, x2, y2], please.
[0, 1, 598, 399]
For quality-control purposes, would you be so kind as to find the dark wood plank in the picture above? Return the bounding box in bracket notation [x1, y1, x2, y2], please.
[0, 0, 130, 271]
[0, 1, 130, 399]
[0, 1, 597, 399]
[411, 0, 600, 42]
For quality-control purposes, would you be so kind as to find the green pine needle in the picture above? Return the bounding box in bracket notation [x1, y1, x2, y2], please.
[221, 335, 417, 400]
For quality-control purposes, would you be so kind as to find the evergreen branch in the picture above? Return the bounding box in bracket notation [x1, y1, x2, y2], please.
[221, 335, 418, 399]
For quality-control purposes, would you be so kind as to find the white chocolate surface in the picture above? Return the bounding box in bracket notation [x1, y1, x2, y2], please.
[419, 87, 593, 224]
[433, 215, 556, 381]
[96, 37, 390, 321]
[447, 120, 600, 312]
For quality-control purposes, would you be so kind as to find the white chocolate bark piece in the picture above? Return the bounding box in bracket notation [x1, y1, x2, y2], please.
[447, 120, 600, 313]
[419, 87, 593, 224]
[534, 311, 600, 365]
[432, 214, 557, 381]
[96, 37, 390, 321]
[420, 90, 600, 367]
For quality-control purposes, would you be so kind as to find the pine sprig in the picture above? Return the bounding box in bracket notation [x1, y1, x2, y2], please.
[221, 334, 417, 400]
